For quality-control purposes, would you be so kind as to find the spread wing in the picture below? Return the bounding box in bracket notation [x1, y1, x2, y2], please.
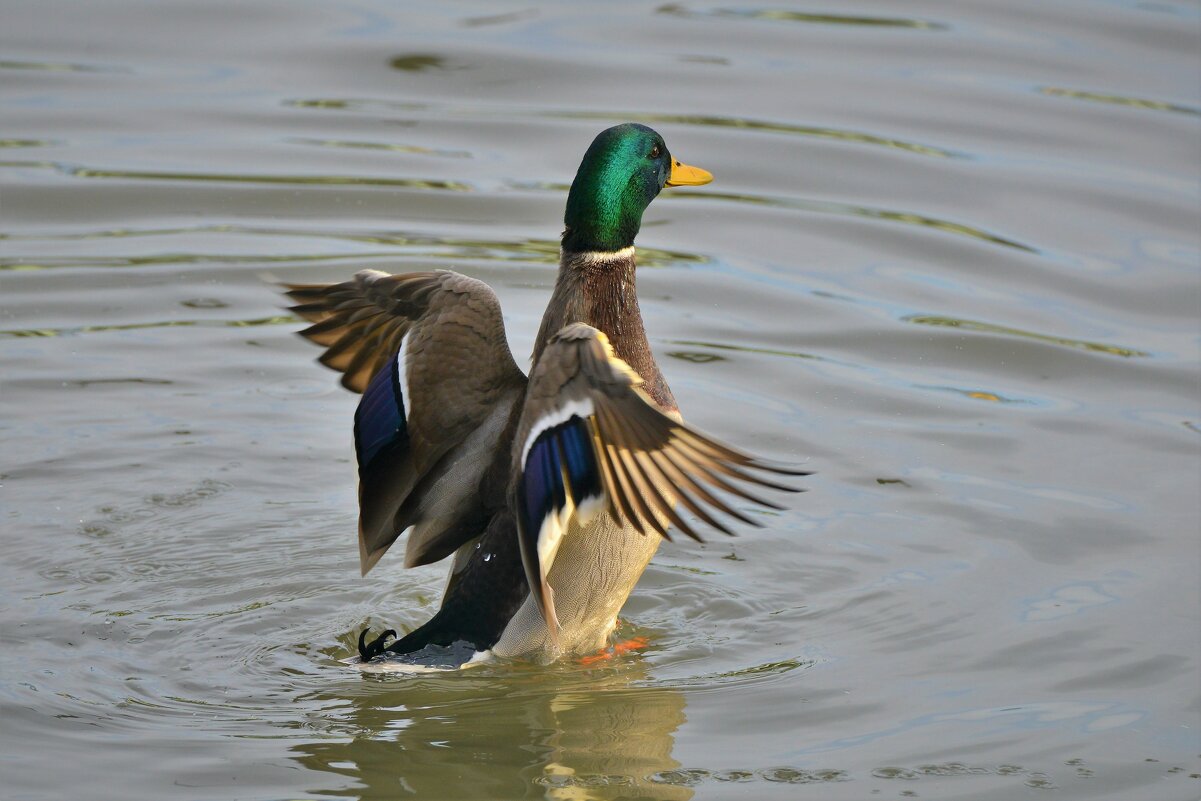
[512, 323, 809, 641]
[285, 269, 527, 574]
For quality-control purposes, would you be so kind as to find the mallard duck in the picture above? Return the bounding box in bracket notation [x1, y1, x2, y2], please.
[285, 123, 808, 665]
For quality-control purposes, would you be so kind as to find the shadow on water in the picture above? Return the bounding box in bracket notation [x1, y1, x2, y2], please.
[290, 660, 694, 800]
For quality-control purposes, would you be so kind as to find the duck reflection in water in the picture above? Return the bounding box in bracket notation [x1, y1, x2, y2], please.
[290, 656, 694, 800]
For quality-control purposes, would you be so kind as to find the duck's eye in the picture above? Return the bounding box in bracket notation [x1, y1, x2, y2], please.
[649, 145, 661, 159]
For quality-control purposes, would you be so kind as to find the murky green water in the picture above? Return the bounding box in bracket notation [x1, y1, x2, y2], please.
[3, 1, 1199, 799]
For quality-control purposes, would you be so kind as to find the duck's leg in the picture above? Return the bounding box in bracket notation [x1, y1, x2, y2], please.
[357, 628, 397, 662]
[371, 509, 528, 658]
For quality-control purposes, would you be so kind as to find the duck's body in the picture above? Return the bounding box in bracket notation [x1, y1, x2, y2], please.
[287, 124, 804, 665]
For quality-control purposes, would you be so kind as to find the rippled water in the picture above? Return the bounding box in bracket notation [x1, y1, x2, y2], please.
[3, 1, 1199, 799]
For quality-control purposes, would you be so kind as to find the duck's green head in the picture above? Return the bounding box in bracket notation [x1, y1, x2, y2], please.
[562, 123, 712, 254]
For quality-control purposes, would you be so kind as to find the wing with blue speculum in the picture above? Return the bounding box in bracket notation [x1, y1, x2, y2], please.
[355, 346, 408, 469]
[285, 269, 526, 574]
[512, 323, 810, 642]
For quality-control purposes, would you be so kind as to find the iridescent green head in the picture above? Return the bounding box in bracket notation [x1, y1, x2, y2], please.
[561, 123, 712, 254]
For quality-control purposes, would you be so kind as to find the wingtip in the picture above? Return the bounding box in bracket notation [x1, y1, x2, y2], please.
[749, 459, 814, 478]
[360, 532, 386, 576]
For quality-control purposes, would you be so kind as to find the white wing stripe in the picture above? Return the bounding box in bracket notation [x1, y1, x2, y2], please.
[395, 329, 412, 422]
[518, 398, 595, 466]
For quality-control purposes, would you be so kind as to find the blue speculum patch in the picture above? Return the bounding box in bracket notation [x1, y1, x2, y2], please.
[518, 416, 603, 537]
[354, 353, 407, 473]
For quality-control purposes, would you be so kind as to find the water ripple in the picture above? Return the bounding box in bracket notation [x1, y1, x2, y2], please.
[550, 111, 963, 158]
[677, 190, 1038, 252]
[0, 139, 60, 148]
[0, 159, 473, 190]
[0, 59, 129, 74]
[903, 314, 1150, 358]
[1, 251, 400, 272]
[656, 4, 949, 30]
[282, 98, 962, 159]
[0, 225, 707, 271]
[0, 315, 296, 338]
[285, 137, 471, 158]
[1039, 86, 1201, 117]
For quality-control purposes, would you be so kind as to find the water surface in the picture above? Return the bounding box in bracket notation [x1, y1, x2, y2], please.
[2, 1, 1199, 799]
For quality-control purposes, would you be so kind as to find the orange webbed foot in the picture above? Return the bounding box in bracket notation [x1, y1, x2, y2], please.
[579, 636, 650, 666]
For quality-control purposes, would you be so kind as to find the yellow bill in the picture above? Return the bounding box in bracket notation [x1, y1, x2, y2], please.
[666, 159, 713, 187]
